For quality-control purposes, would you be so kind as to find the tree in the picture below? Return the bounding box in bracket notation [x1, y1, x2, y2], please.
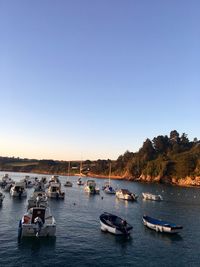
[169, 130, 180, 144]
[139, 138, 155, 161]
[152, 135, 169, 154]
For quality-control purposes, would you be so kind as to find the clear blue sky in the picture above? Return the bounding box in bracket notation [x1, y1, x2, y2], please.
[0, 0, 199, 160]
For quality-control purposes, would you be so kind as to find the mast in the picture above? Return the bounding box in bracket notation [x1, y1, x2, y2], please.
[109, 162, 112, 186]
[80, 160, 82, 176]
[68, 161, 70, 177]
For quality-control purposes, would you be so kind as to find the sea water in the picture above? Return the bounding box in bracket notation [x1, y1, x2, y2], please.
[0, 171, 200, 267]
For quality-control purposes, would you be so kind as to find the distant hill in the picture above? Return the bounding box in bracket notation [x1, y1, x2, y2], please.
[1, 130, 200, 186]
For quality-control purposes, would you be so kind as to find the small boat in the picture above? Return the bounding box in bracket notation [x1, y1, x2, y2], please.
[104, 185, 116, 194]
[0, 174, 12, 186]
[77, 178, 84, 185]
[116, 189, 138, 201]
[102, 182, 109, 190]
[100, 212, 133, 235]
[27, 191, 48, 210]
[2, 181, 14, 192]
[0, 192, 5, 205]
[47, 182, 65, 199]
[48, 175, 61, 186]
[1, 175, 14, 191]
[103, 163, 116, 194]
[10, 182, 27, 197]
[84, 180, 100, 194]
[143, 215, 183, 234]
[23, 176, 35, 188]
[142, 192, 163, 201]
[64, 181, 73, 187]
[18, 206, 56, 238]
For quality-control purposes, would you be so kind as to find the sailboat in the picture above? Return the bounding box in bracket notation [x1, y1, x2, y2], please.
[64, 161, 73, 187]
[77, 161, 84, 185]
[104, 163, 115, 194]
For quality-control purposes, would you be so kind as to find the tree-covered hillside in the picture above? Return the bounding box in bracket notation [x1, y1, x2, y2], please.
[110, 130, 200, 185]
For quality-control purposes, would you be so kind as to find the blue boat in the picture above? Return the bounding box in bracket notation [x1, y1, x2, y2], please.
[143, 215, 183, 234]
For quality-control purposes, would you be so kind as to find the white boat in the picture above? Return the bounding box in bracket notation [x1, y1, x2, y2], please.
[84, 180, 100, 194]
[116, 189, 138, 201]
[100, 212, 133, 235]
[143, 215, 183, 234]
[77, 178, 84, 185]
[0, 174, 10, 186]
[103, 163, 115, 194]
[48, 175, 61, 185]
[47, 182, 65, 199]
[64, 161, 73, 187]
[27, 191, 48, 210]
[10, 182, 27, 197]
[64, 181, 73, 187]
[0, 174, 14, 191]
[0, 192, 5, 205]
[23, 176, 36, 188]
[18, 206, 56, 238]
[3, 181, 14, 192]
[142, 192, 163, 201]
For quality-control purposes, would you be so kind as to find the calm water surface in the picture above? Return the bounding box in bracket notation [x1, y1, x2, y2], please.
[0, 171, 200, 267]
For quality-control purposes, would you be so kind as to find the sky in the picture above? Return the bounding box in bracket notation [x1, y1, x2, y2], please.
[0, 0, 199, 161]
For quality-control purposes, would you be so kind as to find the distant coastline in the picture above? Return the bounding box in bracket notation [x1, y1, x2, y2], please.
[1, 130, 200, 187]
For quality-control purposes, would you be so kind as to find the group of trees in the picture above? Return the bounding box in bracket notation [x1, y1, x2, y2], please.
[113, 130, 200, 181]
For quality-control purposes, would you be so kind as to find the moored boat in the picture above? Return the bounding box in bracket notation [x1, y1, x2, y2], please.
[103, 163, 116, 194]
[23, 176, 35, 188]
[10, 182, 27, 197]
[27, 191, 48, 210]
[100, 212, 133, 235]
[142, 192, 163, 201]
[143, 215, 183, 234]
[116, 189, 138, 201]
[77, 178, 84, 185]
[18, 206, 56, 238]
[104, 185, 116, 194]
[0, 174, 14, 191]
[0, 174, 12, 186]
[84, 180, 100, 194]
[64, 181, 73, 187]
[47, 182, 65, 199]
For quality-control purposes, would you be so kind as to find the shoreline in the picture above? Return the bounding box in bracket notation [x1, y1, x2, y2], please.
[1, 169, 200, 188]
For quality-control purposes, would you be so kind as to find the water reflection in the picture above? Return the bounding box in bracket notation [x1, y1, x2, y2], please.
[143, 227, 183, 244]
[18, 237, 56, 252]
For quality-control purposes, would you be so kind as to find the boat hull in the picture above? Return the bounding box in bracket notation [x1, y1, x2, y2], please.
[143, 216, 182, 234]
[20, 223, 56, 237]
[142, 193, 163, 201]
[100, 221, 132, 235]
[84, 186, 100, 194]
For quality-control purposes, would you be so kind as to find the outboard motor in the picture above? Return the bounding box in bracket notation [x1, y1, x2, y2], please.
[34, 216, 43, 237]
